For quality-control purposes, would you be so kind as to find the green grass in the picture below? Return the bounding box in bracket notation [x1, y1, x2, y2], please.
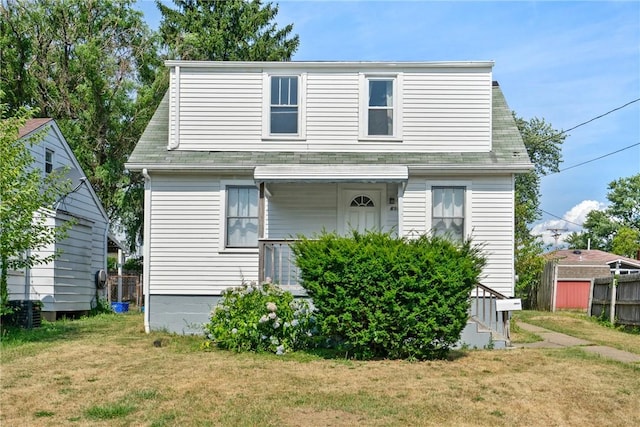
[84, 402, 137, 420]
[513, 310, 640, 355]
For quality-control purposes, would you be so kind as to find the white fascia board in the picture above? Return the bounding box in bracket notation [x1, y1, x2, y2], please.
[164, 60, 495, 71]
[254, 164, 409, 183]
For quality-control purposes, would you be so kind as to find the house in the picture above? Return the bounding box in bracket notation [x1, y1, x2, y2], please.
[8, 119, 109, 321]
[126, 61, 533, 336]
[542, 249, 640, 311]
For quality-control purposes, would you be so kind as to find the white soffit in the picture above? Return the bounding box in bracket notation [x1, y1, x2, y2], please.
[254, 165, 409, 183]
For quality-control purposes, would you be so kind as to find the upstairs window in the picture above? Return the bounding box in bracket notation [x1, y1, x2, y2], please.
[270, 76, 298, 134]
[45, 148, 54, 174]
[359, 74, 402, 140]
[368, 79, 394, 136]
[432, 187, 465, 241]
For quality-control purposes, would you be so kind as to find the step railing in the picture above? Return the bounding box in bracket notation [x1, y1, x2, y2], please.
[259, 239, 303, 293]
[470, 283, 510, 341]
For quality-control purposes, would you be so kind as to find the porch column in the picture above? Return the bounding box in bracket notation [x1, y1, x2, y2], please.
[258, 182, 265, 239]
[258, 182, 265, 283]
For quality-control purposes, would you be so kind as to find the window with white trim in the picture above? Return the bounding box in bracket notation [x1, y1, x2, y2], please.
[432, 187, 465, 241]
[45, 148, 54, 174]
[368, 79, 394, 136]
[359, 74, 402, 140]
[270, 76, 298, 134]
[226, 186, 259, 248]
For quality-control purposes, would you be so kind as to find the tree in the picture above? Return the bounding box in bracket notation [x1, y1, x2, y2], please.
[512, 115, 565, 306]
[157, 0, 299, 61]
[568, 173, 640, 256]
[611, 227, 640, 259]
[107, 0, 301, 249]
[0, 0, 161, 250]
[0, 102, 71, 314]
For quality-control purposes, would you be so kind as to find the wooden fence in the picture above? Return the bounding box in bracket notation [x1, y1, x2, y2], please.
[590, 273, 640, 326]
[534, 261, 555, 311]
[107, 274, 143, 307]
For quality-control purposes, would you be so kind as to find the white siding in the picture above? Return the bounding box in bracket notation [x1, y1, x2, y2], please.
[401, 175, 515, 296]
[266, 183, 340, 238]
[147, 173, 258, 295]
[305, 73, 359, 143]
[173, 69, 263, 150]
[469, 176, 516, 296]
[170, 65, 493, 152]
[402, 72, 492, 151]
[401, 179, 428, 237]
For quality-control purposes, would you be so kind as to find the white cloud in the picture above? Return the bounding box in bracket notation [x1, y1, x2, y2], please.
[532, 200, 607, 248]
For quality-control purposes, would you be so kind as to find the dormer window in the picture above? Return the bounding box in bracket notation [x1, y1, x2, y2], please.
[270, 76, 298, 134]
[359, 74, 402, 140]
[368, 79, 393, 135]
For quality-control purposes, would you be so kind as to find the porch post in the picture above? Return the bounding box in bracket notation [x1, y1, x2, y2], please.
[258, 182, 265, 239]
[258, 182, 265, 283]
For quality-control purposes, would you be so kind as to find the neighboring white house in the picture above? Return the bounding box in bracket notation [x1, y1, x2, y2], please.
[8, 119, 109, 320]
[126, 61, 533, 335]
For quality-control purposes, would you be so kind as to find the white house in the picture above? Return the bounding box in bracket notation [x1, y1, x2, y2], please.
[9, 119, 109, 320]
[126, 61, 533, 337]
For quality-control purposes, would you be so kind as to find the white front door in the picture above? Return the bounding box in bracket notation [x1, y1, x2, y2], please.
[343, 189, 381, 233]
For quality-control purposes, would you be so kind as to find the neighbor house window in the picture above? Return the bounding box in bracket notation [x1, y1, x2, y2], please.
[432, 187, 465, 241]
[226, 186, 259, 248]
[270, 76, 298, 134]
[45, 148, 54, 174]
[368, 79, 394, 136]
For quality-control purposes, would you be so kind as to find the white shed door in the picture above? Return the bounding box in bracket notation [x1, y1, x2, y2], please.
[344, 190, 380, 233]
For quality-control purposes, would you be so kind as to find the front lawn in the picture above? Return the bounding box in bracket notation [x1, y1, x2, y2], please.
[1, 312, 639, 426]
[513, 310, 640, 355]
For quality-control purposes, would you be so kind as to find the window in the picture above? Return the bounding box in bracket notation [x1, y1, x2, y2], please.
[270, 76, 298, 134]
[368, 79, 394, 136]
[359, 74, 402, 140]
[350, 195, 375, 207]
[226, 186, 259, 248]
[432, 187, 465, 241]
[45, 148, 54, 174]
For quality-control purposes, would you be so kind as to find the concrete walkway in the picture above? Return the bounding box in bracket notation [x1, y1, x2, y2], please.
[515, 322, 640, 364]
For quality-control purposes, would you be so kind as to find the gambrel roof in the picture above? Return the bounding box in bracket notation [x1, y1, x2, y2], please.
[126, 82, 532, 174]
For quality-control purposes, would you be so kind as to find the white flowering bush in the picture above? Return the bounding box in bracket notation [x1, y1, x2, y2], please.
[204, 282, 316, 355]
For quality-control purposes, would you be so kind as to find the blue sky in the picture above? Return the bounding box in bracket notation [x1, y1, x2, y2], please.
[136, 0, 640, 247]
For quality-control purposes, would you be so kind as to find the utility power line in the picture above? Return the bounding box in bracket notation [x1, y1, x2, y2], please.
[533, 98, 640, 147]
[552, 142, 640, 174]
[541, 209, 584, 227]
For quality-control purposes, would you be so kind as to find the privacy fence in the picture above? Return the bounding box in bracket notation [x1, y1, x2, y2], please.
[589, 273, 640, 327]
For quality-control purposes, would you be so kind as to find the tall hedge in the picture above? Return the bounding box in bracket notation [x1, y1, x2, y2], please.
[292, 231, 485, 360]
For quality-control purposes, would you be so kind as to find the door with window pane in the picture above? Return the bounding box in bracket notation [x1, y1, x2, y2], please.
[344, 190, 380, 233]
[432, 187, 465, 241]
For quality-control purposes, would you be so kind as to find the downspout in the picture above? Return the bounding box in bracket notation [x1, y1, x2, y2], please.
[142, 168, 152, 333]
[102, 224, 108, 309]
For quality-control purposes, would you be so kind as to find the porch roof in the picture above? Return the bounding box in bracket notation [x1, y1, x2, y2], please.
[254, 165, 408, 183]
[126, 84, 532, 174]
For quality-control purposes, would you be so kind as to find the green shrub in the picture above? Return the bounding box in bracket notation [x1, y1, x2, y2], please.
[292, 231, 486, 360]
[204, 282, 315, 354]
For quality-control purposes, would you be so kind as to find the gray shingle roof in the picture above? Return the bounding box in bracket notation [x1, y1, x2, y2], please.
[126, 83, 532, 173]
